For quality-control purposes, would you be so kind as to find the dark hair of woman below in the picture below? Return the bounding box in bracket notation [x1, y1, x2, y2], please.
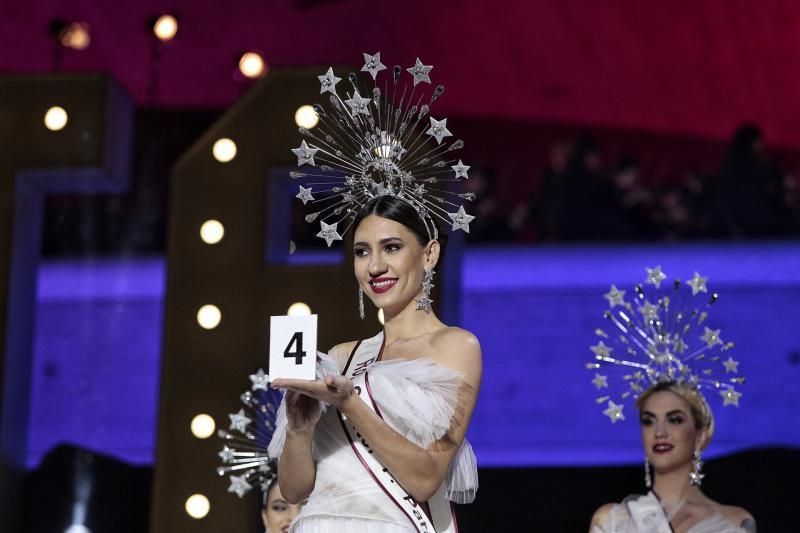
[353, 196, 448, 257]
[262, 476, 279, 508]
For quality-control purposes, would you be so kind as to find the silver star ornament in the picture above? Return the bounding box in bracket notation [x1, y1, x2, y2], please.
[296, 186, 315, 205]
[227, 474, 253, 498]
[722, 357, 739, 373]
[361, 52, 386, 79]
[317, 67, 342, 95]
[604, 285, 626, 307]
[590, 341, 613, 359]
[448, 206, 475, 233]
[218, 445, 235, 463]
[645, 265, 667, 288]
[603, 401, 625, 423]
[720, 387, 742, 407]
[345, 91, 372, 116]
[638, 301, 659, 321]
[592, 374, 609, 389]
[228, 409, 252, 433]
[451, 160, 470, 179]
[700, 327, 723, 348]
[291, 140, 319, 167]
[316, 221, 343, 247]
[406, 58, 433, 85]
[249, 368, 270, 391]
[426, 117, 452, 144]
[687, 272, 708, 295]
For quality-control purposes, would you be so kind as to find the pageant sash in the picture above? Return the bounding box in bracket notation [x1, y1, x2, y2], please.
[625, 492, 674, 533]
[338, 331, 457, 533]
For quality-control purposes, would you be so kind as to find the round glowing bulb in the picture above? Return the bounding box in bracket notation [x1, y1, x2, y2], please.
[44, 106, 68, 131]
[190, 414, 215, 439]
[294, 105, 319, 129]
[239, 52, 266, 79]
[199, 220, 224, 244]
[153, 15, 178, 42]
[287, 302, 311, 316]
[196, 305, 221, 330]
[185, 494, 210, 519]
[212, 138, 237, 163]
[377, 308, 385, 325]
[60, 22, 91, 50]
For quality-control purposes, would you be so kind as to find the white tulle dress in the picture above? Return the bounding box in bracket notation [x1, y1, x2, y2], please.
[268, 335, 478, 533]
[592, 492, 750, 533]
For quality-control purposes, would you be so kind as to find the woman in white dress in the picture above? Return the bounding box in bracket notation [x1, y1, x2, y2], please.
[590, 382, 755, 533]
[270, 195, 482, 532]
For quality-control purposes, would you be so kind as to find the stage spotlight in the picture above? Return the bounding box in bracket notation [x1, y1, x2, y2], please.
[212, 138, 237, 163]
[196, 305, 221, 330]
[153, 14, 178, 42]
[59, 22, 91, 50]
[294, 105, 319, 129]
[44, 106, 68, 131]
[185, 494, 210, 519]
[65, 525, 91, 533]
[238, 52, 266, 79]
[200, 219, 225, 244]
[287, 302, 311, 316]
[378, 308, 385, 325]
[190, 414, 215, 439]
[48, 19, 90, 51]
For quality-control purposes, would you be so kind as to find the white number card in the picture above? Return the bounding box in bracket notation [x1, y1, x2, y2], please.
[269, 314, 317, 381]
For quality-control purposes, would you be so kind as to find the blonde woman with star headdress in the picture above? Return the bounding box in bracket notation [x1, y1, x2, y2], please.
[587, 269, 755, 532]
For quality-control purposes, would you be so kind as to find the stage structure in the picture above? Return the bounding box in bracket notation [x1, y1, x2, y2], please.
[150, 66, 463, 532]
[0, 74, 132, 533]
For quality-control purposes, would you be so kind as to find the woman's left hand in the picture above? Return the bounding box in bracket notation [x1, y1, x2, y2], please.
[272, 375, 356, 411]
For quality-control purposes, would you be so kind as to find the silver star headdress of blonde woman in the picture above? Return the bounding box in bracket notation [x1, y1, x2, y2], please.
[216, 368, 281, 496]
[290, 52, 477, 245]
[586, 267, 746, 423]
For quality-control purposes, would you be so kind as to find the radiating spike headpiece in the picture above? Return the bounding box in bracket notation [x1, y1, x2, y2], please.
[290, 52, 476, 246]
[216, 368, 281, 497]
[587, 268, 745, 424]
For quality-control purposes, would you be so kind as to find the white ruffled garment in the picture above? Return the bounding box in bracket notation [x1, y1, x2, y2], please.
[268, 352, 478, 532]
[593, 492, 750, 533]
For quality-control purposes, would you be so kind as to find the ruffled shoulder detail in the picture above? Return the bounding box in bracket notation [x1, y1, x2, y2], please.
[267, 351, 341, 458]
[445, 439, 478, 504]
[366, 358, 478, 503]
[367, 358, 462, 449]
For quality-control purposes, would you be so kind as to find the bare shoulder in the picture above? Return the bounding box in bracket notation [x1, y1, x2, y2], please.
[429, 327, 482, 385]
[590, 503, 616, 528]
[718, 505, 755, 531]
[328, 340, 359, 369]
[430, 326, 481, 358]
[430, 327, 482, 366]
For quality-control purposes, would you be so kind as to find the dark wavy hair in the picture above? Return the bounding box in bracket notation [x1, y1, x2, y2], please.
[352, 196, 447, 256]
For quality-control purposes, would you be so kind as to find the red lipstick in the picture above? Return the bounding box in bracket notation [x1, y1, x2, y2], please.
[652, 443, 673, 454]
[369, 277, 398, 294]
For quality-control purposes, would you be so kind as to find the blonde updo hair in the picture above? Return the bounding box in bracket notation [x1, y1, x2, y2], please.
[636, 381, 715, 450]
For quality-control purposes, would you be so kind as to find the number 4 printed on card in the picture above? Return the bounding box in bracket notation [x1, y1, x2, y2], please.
[269, 315, 317, 381]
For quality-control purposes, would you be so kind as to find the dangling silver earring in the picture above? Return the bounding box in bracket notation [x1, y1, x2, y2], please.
[358, 287, 365, 320]
[415, 268, 435, 311]
[644, 458, 652, 489]
[689, 449, 704, 486]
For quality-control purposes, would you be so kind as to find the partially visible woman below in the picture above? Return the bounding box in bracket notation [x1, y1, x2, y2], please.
[590, 382, 755, 533]
[261, 476, 303, 533]
[269, 195, 482, 532]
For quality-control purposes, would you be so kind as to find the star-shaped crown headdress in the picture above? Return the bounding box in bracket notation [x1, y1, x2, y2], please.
[290, 52, 476, 246]
[586, 267, 745, 424]
[216, 368, 280, 498]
